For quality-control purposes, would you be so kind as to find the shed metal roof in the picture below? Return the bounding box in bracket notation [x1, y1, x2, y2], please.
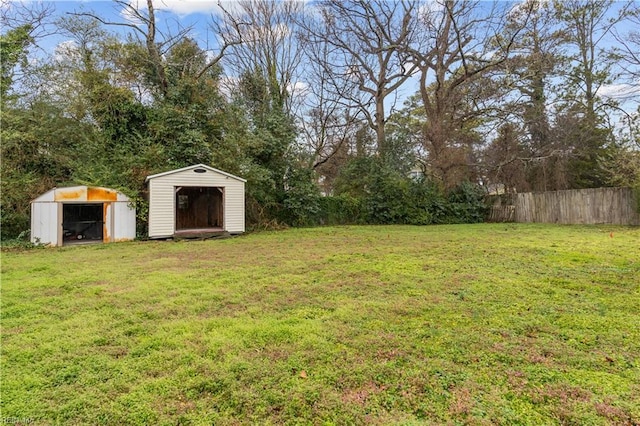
[145, 164, 247, 183]
[31, 185, 132, 203]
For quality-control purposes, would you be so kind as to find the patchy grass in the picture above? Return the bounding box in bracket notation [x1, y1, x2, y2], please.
[2, 224, 639, 425]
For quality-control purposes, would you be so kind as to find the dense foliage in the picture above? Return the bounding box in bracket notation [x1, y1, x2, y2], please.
[1, 1, 638, 240]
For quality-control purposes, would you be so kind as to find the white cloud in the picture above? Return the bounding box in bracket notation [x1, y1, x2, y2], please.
[418, 0, 444, 16]
[53, 39, 78, 56]
[149, 0, 308, 18]
[288, 80, 307, 97]
[120, 0, 241, 18]
[598, 82, 640, 101]
[155, 0, 221, 16]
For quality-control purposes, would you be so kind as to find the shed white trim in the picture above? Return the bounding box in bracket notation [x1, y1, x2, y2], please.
[145, 164, 247, 183]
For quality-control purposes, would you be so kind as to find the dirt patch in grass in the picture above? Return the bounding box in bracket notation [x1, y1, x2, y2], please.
[341, 382, 387, 406]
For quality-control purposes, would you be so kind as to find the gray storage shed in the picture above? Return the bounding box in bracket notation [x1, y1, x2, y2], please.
[145, 164, 246, 239]
[31, 186, 136, 246]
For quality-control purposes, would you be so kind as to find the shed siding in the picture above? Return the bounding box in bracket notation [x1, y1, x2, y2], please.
[224, 184, 245, 233]
[113, 202, 137, 241]
[148, 179, 176, 238]
[31, 202, 58, 245]
[148, 167, 245, 238]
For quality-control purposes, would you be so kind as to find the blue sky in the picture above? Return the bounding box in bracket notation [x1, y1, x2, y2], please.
[3, 0, 235, 55]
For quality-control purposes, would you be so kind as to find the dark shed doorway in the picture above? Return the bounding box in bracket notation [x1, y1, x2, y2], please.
[63, 204, 104, 244]
[175, 187, 223, 231]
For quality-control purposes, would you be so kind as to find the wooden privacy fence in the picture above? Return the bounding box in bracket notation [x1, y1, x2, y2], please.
[487, 187, 640, 225]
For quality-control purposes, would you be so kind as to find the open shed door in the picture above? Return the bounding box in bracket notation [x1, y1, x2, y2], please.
[63, 204, 104, 244]
[175, 187, 223, 231]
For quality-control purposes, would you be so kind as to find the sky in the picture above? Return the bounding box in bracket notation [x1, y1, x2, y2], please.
[2, 1, 235, 53]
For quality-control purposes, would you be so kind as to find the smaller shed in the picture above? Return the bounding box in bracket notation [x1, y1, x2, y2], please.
[145, 164, 246, 239]
[31, 186, 136, 246]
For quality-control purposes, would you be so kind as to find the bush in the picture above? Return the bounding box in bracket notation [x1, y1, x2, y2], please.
[318, 195, 363, 226]
[327, 157, 488, 226]
[0, 230, 46, 251]
[1, 209, 30, 241]
[444, 181, 488, 223]
[362, 167, 412, 224]
[406, 178, 449, 225]
[281, 167, 322, 227]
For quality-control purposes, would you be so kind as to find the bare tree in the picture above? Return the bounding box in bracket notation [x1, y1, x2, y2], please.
[298, 0, 421, 160]
[295, 20, 363, 174]
[71, 0, 244, 98]
[1, 0, 57, 99]
[1, 0, 56, 40]
[613, 4, 640, 82]
[219, 0, 305, 115]
[553, 0, 632, 120]
[409, 0, 532, 189]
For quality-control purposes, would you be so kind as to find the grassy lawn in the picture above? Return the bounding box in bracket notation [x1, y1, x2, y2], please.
[2, 223, 639, 425]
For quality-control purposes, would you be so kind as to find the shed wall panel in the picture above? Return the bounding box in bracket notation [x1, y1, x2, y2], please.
[224, 184, 245, 233]
[31, 202, 59, 246]
[148, 179, 176, 238]
[113, 202, 137, 241]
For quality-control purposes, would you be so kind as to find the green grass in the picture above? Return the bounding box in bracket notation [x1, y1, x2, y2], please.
[2, 224, 639, 425]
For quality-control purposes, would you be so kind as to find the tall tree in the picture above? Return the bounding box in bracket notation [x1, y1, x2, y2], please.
[554, 0, 629, 121]
[299, 0, 421, 160]
[73, 0, 242, 99]
[613, 4, 640, 80]
[483, 123, 530, 193]
[0, 25, 32, 101]
[552, 0, 630, 188]
[221, 0, 304, 115]
[1, 1, 56, 100]
[296, 26, 364, 192]
[498, 0, 566, 191]
[219, 1, 313, 224]
[409, 0, 531, 189]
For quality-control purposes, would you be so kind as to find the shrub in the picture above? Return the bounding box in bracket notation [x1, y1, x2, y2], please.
[318, 195, 363, 226]
[328, 157, 487, 226]
[406, 178, 449, 225]
[444, 181, 488, 223]
[281, 167, 322, 227]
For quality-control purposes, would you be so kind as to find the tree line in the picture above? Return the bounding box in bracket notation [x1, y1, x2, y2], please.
[1, 0, 639, 239]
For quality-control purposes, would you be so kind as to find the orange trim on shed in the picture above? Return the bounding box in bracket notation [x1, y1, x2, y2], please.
[54, 188, 86, 201]
[89, 187, 117, 201]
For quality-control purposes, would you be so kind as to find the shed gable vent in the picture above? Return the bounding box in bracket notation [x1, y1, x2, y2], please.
[193, 168, 207, 173]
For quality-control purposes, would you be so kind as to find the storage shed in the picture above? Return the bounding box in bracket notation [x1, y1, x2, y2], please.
[145, 164, 246, 239]
[31, 186, 136, 246]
